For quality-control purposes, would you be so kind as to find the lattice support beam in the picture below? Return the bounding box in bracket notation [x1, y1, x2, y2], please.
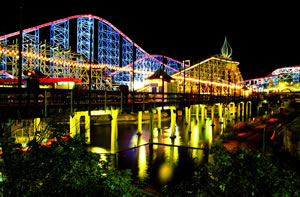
[50, 20, 69, 49]
[77, 17, 94, 60]
[0, 38, 7, 71]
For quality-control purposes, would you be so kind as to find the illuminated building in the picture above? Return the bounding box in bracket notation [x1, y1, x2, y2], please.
[146, 67, 177, 93]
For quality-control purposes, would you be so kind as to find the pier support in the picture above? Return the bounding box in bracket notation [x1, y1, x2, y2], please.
[33, 118, 41, 132]
[170, 106, 177, 138]
[149, 109, 155, 143]
[229, 102, 235, 120]
[185, 106, 191, 126]
[237, 102, 245, 118]
[211, 105, 215, 126]
[246, 101, 252, 117]
[156, 107, 162, 131]
[200, 104, 206, 125]
[195, 105, 199, 122]
[110, 107, 119, 154]
[218, 103, 223, 119]
[137, 111, 143, 135]
[70, 111, 90, 144]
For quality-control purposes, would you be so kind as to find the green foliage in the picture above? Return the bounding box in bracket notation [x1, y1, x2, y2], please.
[0, 130, 143, 196]
[164, 142, 300, 197]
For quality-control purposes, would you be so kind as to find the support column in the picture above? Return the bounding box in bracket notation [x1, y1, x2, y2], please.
[211, 105, 215, 126]
[85, 114, 90, 144]
[229, 102, 235, 120]
[185, 106, 190, 124]
[44, 90, 47, 117]
[246, 101, 252, 117]
[200, 104, 205, 125]
[34, 118, 41, 132]
[70, 111, 90, 144]
[225, 106, 230, 121]
[110, 107, 119, 154]
[149, 109, 154, 144]
[195, 105, 199, 122]
[170, 106, 177, 138]
[70, 114, 80, 138]
[237, 102, 245, 118]
[218, 104, 223, 119]
[157, 107, 162, 131]
[137, 111, 143, 135]
[237, 103, 241, 118]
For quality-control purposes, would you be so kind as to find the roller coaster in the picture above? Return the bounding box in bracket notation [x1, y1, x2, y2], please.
[245, 66, 300, 92]
[0, 14, 244, 95]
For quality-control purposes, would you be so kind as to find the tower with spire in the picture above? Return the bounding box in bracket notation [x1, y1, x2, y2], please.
[221, 36, 232, 59]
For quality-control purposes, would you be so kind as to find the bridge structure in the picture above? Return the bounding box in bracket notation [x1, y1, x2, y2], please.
[0, 14, 244, 95]
[0, 87, 253, 153]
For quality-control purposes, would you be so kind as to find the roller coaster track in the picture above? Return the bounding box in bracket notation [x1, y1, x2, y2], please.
[0, 14, 183, 89]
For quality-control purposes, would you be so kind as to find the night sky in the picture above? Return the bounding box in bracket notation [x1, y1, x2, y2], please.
[1, 1, 299, 80]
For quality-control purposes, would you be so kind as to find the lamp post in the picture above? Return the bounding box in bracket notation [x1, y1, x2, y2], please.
[88, 18, 93, 115]
[183, 60, 186, 94]
[18, 2, 23, 90]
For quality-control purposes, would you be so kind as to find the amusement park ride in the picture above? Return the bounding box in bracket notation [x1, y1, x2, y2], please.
[0, 14, 298, 94]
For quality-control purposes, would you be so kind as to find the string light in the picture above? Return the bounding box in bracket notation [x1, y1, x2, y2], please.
[0, 46, 242, 89]
[0, 46, 157, 75]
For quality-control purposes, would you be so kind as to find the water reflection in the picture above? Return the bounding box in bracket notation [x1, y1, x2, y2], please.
[138, 140, 147, 180]
[88, 146, 109, 162]
[90, 111, 246, 186]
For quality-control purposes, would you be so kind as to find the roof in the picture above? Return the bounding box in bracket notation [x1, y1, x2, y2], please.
[147, 67, 174, 82]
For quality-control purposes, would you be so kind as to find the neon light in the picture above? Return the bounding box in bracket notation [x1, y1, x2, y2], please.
[172, 75, 242, 89]
[172, 56, 240, 77]
[0, 71, 15, 79]
[0, 14, 148, 55]
[109, 54, 178, 77]
[0, 14, 182, 78]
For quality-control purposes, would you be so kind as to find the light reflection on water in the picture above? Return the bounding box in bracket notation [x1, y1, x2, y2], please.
[90, 113, 245, 186]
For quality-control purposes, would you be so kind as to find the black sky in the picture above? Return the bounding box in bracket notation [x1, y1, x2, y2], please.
[1, 1, 299, 80]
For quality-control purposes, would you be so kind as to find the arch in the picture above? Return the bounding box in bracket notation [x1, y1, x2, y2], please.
[237, 102, 245, 118]
[69, 111, 90, 143]
[246, 101, 252, 117]
[212, 103, 223, 120]
[228, 102, 235, 117]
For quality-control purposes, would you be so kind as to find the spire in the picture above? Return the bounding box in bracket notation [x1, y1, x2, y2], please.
[221, 36, 232, 59]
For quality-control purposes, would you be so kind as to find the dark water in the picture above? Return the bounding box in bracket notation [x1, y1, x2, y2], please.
[90, 114, 241, 187]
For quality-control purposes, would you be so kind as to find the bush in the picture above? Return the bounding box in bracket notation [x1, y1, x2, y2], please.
[164, 142, 300, 196]
[0, 131, 142, 196]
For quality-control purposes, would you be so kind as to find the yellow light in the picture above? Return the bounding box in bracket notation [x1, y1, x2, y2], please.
[158, 163, 173, 184]
[138, 145, 148, 180]
[90, 110, 108, 116]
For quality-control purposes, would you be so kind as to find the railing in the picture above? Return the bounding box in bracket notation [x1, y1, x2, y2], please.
[0, 88, 248, 109]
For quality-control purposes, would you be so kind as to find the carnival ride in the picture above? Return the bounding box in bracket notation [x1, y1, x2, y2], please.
[0, 14, 244, 94]
[245, 66, 300, 92]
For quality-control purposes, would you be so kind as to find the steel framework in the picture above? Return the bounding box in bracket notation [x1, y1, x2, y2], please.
[77, 17, 94, 60]
[50, 20, 69, 49]
[245, 66, 300, 89]
[0, 14, 245, 93]
[0, 38, 7, 71]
